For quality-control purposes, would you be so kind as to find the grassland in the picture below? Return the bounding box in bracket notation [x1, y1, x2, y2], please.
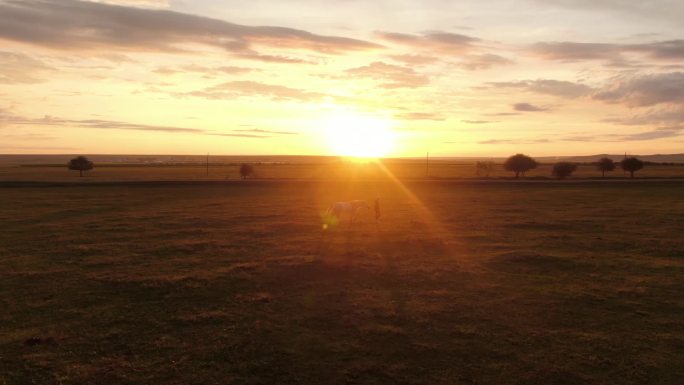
[1, 178, 683, 384]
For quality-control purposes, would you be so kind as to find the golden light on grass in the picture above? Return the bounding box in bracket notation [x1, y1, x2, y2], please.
[322, 111, 396, 159]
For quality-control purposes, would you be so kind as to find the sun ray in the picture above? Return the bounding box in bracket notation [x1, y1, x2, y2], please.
[372, 160, 473, 268]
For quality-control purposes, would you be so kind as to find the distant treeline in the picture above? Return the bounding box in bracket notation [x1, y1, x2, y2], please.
[575, 161, 682, 166]
[20, 162, 297, 168]
[20, 161, 684, 168]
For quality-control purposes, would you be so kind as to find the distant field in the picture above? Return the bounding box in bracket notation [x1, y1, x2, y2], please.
[2, 160, 684, 181]
[1, 180, 683, 384]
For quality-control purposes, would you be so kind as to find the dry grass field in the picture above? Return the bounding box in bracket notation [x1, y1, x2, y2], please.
[1, 177, 683, 384]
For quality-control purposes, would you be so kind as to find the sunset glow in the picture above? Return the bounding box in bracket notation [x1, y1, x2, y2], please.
[0, 0, 683, 156]
[323, 111, 396, 158]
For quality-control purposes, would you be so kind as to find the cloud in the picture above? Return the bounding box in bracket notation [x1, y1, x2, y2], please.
[602, 106, 684, 143]
[344, 61, 429, 88]
[1, 145, 79, 151]
[487, 112, 521, 116]
[394, 112, 445, 121]
[388, 54, 439, 66]
[604, 106, 684, 127]
[558, 131, 683, 142]
[184, 81, 327, 102]
[236, 52, 313, 64]
[478, 138, 550, 144]
[232, 128, 298, 135]
[561, 134, 604, 142]
[6, 115, 206, 133]
[531, 40, 684, 64]
[0, 0, 382, 59]
[0, 131, 56, 140]
[602, 57, 648, 69]
[87, 0, 169, 8]
[462, 120, 496, 124]
[458, 54, 513, 70]
[207, 132, 270, 138]
[376, 31, 479, 54]
[620, 128, 683, 141]
[560, 129, 682, 142]
[390, 51, 511, 71]
[154, 64, 256, 76]
[593, 72, 684, 107]
[513, 103, 550, 112]
[628, 40, 684, 60]
[489, 79, 593, 98]
[0, 51, 54, 84]
[531, 42, 619, 61]
[537, 0, 684, 24]
[0, 113, 273, 138]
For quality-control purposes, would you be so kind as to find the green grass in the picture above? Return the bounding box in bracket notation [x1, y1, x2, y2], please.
[1, 181, 683, 384]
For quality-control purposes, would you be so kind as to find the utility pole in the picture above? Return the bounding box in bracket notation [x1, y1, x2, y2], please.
[206, 152, 209, 177]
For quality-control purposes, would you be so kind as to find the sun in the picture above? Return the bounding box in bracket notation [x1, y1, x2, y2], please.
[323, 111, 396, 158]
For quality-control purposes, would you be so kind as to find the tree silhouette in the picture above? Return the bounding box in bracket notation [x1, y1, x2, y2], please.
[68, 156, 94, 177]
[621, 157, 644, 178]
[239, 163, 254, 179]
[596, 157, 615, 177]
[552, 162, 577, 179]
[503, 154, 537, 178]
[475, 160, 495, 177]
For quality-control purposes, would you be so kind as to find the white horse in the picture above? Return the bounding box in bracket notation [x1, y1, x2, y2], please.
[327, 199, 380, 225]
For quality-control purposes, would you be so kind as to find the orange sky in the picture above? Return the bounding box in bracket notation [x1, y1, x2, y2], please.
[1, 0, 683, 157]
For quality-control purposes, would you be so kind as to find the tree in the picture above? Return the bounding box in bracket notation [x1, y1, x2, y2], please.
[503, 154, 538, 178]
[67, 156, 94, 177]
[552, 162, 577, 179]
[596, 157, 615, 177]
[475, 161, 495, 177]
[621, 157, 644, 178]
[239, 163, 254, 179]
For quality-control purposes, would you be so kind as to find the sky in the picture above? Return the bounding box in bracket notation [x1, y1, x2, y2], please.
[1, 0, 683, 157]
